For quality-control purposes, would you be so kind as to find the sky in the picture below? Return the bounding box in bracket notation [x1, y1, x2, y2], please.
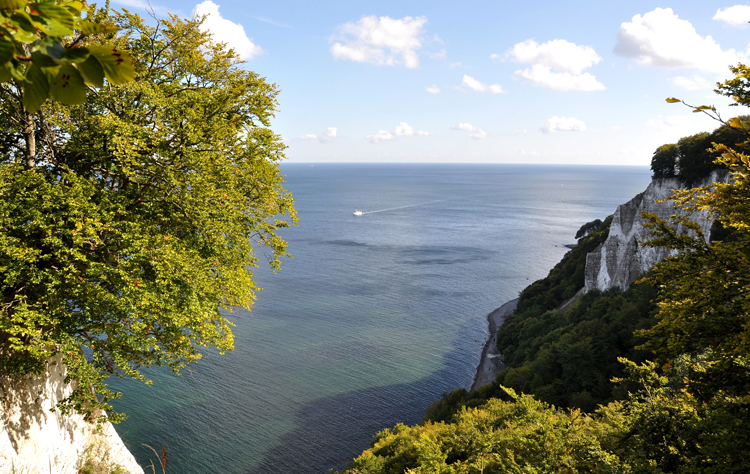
[112, 0, 750, 165]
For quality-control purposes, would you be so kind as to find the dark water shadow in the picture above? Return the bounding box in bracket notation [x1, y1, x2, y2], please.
[246, 344, 471, 474]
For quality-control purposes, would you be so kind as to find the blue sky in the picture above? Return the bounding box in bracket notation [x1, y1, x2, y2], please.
[114, 0, 750, 165]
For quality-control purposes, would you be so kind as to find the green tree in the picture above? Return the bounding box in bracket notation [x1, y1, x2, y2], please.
[650, 143, 678, 179]
[0, 10, 296, 420]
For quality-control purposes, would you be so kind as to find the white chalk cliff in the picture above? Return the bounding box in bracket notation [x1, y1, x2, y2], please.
[585, 170, 729, 292]
[0, 355, 143, 474]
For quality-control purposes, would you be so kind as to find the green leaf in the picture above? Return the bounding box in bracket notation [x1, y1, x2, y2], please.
[33, 3, 76, 35]
[35, 38, 65, 61]
[666, 98, 681, 103]
[49, 63, 86, 104]
[79, 19, 118, 35]
[59, 46, 89, 65]
[0, 0, 26, 10]
[89, 45, 134, 84]
[0, 64, 10, 82]
[7, 60, 25, 81]
[76, 54, 103, 87]
[22, 64, 50, 113]
[30, 50, 59, 67]
[0, 35, 12, 65]
[9, 12, 39, 43]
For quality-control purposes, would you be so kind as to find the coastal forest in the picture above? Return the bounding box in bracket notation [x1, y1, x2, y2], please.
[1, 2, 750, 473]
[338, 73, 750, 473]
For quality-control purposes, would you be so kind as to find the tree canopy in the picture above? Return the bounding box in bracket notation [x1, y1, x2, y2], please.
[649, 116, 748, 185]
[0, 9, 296, 420]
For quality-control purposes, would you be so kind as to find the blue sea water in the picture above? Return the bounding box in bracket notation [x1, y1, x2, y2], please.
[109, 164, 652, 473]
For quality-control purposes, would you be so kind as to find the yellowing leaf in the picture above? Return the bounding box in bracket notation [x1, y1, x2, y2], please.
[0, 0, 26, 10]
[729, 117, 745, 130]
[33, 3, 76, 35]
[666, 98, 682, 103]
[79, 19, 118, 35]
[88, 45, 135, 84]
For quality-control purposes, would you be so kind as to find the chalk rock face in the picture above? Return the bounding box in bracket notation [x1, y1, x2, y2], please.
[0, 355, 144, 474]
[585, 171, 728, 292]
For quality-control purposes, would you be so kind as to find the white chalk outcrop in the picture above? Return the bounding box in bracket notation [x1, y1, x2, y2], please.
[0, 355, 143, 474]
[585, 171, 729, 292]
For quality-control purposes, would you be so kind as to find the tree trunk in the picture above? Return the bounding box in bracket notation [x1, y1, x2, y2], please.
[23, 111, 35, 168]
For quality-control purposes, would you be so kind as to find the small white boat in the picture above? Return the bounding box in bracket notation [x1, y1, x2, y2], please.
[353, 210, 363, 216]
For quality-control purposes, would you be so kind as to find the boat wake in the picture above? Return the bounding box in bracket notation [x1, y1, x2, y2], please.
[354, 193, 496, 216]
[355, 200, 446, 216]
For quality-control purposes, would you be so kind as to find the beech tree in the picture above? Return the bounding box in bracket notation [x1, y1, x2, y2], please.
[0, 9, 296, 420]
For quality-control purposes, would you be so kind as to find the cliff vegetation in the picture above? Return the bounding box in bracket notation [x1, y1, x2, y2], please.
[339, 64, 750, 474]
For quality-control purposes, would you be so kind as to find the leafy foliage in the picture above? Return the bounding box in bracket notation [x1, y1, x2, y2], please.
[425, 220, 656, 421]
[650, 143, 679, 179]
[507, 215, 613, 327]
[0, 1, 134, 112]
[495, 283, 657, 411]
[347, 66, 750, 474]
[341, 387, 625, 474]
[574, 218, 602, 239]
[649, 119, 747, 185]
[0, 11, 296, 420]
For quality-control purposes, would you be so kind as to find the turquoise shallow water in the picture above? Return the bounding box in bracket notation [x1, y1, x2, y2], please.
[109, 164, 652, 473]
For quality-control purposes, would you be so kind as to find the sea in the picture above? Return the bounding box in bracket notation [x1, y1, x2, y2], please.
[109, 163, 653, 473]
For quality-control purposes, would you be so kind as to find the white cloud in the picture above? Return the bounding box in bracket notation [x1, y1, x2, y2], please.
[429, 49, 447, 59]
[506, 39, 604, 91]
[394, 122, 432, 136]
[330, 15, 428, 68]
[670, 75, 711, 90]
[451, 122, 487, 139]
[367, 130, 394, 143]
[614, 7, 743, 74]
[645, 114, 711, 142]
[470, 129, 488, 140]
[513, 65, 604, 91]
[194, 1, 263, 59]
[449, 62, 462, 69]
[507, 39, 601, 74]
[298, 127, 338, 143]
[612, 125, 625, 131]
[461, 75, 505, 94]
[645, 114, 693, 131]
[320, 127, 338, 143]
[544, 116, 587, 133]
[394, 122, 415, 136]
[426, 85, 440, 94]
[714, 5, 750, 26]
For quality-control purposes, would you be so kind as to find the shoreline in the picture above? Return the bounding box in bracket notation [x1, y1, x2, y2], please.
[470, 298, 519, 391]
